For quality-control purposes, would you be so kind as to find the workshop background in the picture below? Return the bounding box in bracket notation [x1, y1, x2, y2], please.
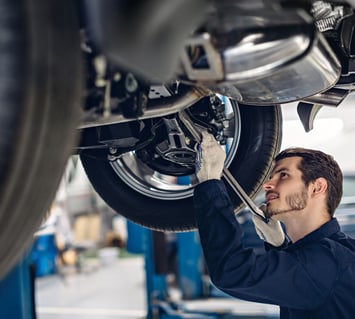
[3, 96, 355, 319]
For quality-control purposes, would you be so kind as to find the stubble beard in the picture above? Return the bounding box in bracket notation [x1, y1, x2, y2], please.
[266, 188, 308, 218]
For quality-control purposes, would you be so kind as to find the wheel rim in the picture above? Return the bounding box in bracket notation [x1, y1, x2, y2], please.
[110, 98, 241, 200]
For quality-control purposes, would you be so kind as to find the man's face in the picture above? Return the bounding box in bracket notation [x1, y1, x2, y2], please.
[262, 156, 309, 219]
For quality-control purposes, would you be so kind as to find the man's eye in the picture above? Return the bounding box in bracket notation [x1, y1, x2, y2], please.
[280, 172, 288, 178]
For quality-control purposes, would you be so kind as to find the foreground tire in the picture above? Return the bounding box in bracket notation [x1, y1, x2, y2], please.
[80, 103, 282, 231]
[0, 0, 82, 278]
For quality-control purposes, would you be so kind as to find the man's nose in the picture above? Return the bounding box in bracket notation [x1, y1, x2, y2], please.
[262, 179, 274, 191]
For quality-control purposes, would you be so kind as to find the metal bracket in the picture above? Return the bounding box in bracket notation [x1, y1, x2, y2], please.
[297, 102, 323, 132]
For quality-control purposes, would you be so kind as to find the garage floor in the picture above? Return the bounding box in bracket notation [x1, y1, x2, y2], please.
[35, 254, 279, 319]
[35, 256, 147, 319]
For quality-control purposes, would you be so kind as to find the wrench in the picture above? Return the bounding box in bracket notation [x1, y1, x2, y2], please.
[179, 110, 269, 223]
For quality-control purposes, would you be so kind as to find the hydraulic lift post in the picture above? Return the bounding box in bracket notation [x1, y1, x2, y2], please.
[0, 253, 36, 319]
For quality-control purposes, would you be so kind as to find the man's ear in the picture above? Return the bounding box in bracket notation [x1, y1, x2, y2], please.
[312, 177, 328, 195]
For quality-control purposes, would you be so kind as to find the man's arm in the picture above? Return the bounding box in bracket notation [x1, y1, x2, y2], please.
[194, 179, 339, 308]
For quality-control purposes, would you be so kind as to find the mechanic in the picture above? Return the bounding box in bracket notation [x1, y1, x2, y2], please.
[193, 132, 355, 319]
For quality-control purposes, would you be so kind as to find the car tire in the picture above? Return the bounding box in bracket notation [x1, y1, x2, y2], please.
[80, 104, 282, 231]
[0, 0, 82, 278]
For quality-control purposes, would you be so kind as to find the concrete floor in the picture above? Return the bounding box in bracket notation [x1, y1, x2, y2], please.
[35, 256, 147, 319]
[35, 255, 279, 319]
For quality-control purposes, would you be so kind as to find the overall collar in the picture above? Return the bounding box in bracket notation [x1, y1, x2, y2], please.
[285, 218, 340, 251]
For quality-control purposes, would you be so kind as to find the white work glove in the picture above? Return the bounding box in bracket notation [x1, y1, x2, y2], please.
[252, 206, 285, 247]
[196, 131, 226, 183]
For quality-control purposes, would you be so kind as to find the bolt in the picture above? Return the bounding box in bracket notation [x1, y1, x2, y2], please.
[109, 147, 118, 154]
[125, 73, 138, 93]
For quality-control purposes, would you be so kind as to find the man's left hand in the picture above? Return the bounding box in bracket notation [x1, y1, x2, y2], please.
[252, 211, 285, 247]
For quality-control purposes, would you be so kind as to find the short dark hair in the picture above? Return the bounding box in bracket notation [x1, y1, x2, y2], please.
[275, 147, 343, 216]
